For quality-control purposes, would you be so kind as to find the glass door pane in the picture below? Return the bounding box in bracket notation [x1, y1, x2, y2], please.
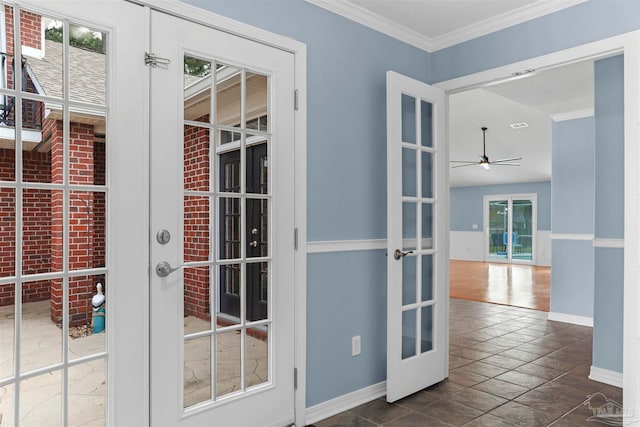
[182, 54, 272, 408]
[512, 199, 533, 261]
[488, 200, 508, 260]
[0, 7, 109, 425]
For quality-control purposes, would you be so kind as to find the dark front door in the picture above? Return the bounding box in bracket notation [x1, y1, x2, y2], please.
[219, 142, 268, 321]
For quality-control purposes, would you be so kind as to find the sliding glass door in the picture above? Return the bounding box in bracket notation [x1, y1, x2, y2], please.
[485, 195, 536, 263]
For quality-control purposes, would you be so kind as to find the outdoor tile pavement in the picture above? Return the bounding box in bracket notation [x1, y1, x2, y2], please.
[313, 298, 623, 427]
[0, 301, 268, 424]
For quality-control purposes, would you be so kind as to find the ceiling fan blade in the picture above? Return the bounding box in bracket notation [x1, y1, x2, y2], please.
[451, 163, 478, 168]
[450, 160, 479, 163]
[493, 157, 522, 163]
[492, 163, 520, 166]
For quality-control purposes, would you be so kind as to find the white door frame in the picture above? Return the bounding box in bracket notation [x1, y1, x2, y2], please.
[483, 193, 537, 264]
[436, 30, 640, 418]
[132, 1, 308, 424]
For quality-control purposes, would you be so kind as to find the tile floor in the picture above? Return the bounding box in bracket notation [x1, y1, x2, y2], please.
[314, 298, 622, 427]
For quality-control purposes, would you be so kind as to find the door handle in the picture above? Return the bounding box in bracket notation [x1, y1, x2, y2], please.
[393, 249, 413, 260]
[155, 261, 184, 277]
[249, 240, 258, 248]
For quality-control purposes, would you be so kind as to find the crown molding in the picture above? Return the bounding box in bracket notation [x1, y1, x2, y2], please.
[429, 0, 588, 51]
[305, 0, 433, 51]
[306, 0, 587, 53]
[551, 108, 594, 122]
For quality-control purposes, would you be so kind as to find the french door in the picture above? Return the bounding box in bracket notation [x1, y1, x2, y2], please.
[0, 1, 147, 425]
[386, 71, 448, 402]
[148, 10, 296, 427]
[485, 195, 536, 263]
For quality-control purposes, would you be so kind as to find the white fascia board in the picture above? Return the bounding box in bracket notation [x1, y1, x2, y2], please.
[0, 127, 41, 143]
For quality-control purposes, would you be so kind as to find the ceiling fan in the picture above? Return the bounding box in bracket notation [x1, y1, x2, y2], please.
[450, 127, 522, 170]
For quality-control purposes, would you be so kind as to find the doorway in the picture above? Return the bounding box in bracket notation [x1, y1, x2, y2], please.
[219, 141, 268, 322]
[439, 32, 639, 416]
[485, 194, 536, 263]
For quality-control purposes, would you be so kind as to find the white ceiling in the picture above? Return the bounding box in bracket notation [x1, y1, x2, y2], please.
[449, 59, 594, 187]
[309, 0, 594, 187]
[348, 0, 538, 39]
[308, 0, 586, 51]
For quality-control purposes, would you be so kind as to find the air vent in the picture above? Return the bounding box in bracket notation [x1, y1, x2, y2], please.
[510, 122, 529, 129]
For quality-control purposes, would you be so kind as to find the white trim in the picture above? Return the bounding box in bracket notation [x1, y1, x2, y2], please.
[293, 41, 308, 427]
[593, 238, 624, 249]
[551, 108, 594, 122]
[589, 366, 623, 388]
[131, 0, 305, 54]
[430, 0, 587, 51]
[305, 0, 585, 53]
[307, 239, 386, 254]
[21, 45, 42, 59]
[304, 381, 386, 425]
[305, 0, 431, 52]
[550, 233, 594, 240]
[434, 32, 635, 91]
[0, 127, 41, 142]
[548, 312, 593, 327]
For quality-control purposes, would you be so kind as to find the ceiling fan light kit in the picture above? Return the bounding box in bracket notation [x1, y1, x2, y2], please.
[450, 126, 522, 169]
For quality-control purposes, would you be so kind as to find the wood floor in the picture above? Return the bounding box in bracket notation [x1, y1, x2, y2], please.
[450, 260, 550, 311]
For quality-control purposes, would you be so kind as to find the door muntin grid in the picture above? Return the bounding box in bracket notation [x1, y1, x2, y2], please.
[400, 93, 437, 360]
[0, 5, 109, 426]
[182, 54, 272, 410]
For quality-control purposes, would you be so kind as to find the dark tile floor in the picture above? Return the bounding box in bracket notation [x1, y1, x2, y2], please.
[314, 298, 622, 427]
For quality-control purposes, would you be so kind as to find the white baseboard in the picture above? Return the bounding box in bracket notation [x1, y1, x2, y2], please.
[305, 381, 386, 425]
[547, 312, 594, 327]
[589, 366, 623, 388]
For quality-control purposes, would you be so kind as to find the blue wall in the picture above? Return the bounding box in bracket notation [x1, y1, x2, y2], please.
[550, 117, 595, 318]
[184, 0, 430, 241]
[181, 0, 432, 407]
[307, 251, 387, 405]
[551, 118, 595, 234]
[593, 55, 624, 373]
[450, 181, 551, 232]
[430, 0, 640, 83]
[178, 0, 637, 408]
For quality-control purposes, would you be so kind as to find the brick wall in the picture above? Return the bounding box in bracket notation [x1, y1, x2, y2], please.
[0, 187, 15, 305]
[93, 142, 106, 268]
[50, 122, 100, 325]
[0, 149, 50, 306]
[184, 123, 210, 319]
[4, 7, 42, 90]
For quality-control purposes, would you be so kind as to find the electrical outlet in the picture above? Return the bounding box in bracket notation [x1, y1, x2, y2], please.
[352, 335, 361, 356]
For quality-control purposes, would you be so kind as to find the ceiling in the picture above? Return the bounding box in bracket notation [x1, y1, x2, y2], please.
[308, 0, 586, 51]
[449, 59, 594, 187]
[309, 0, 594, 187]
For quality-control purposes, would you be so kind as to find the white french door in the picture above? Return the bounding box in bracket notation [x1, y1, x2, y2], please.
[386, 71, 448, 402]
[148, 10, 296, 427]
[0, 1, 147, 425]
[484, 194, 537, 264]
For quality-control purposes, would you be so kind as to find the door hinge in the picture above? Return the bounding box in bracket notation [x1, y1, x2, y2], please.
[294, 228, 298, 250]
[294, 89, 299, 111]
[294, 368, 298, 390]
[144, 51, 171, 68]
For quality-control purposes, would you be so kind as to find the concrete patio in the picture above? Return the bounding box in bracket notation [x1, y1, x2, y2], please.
[0, 301, 268, 424]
